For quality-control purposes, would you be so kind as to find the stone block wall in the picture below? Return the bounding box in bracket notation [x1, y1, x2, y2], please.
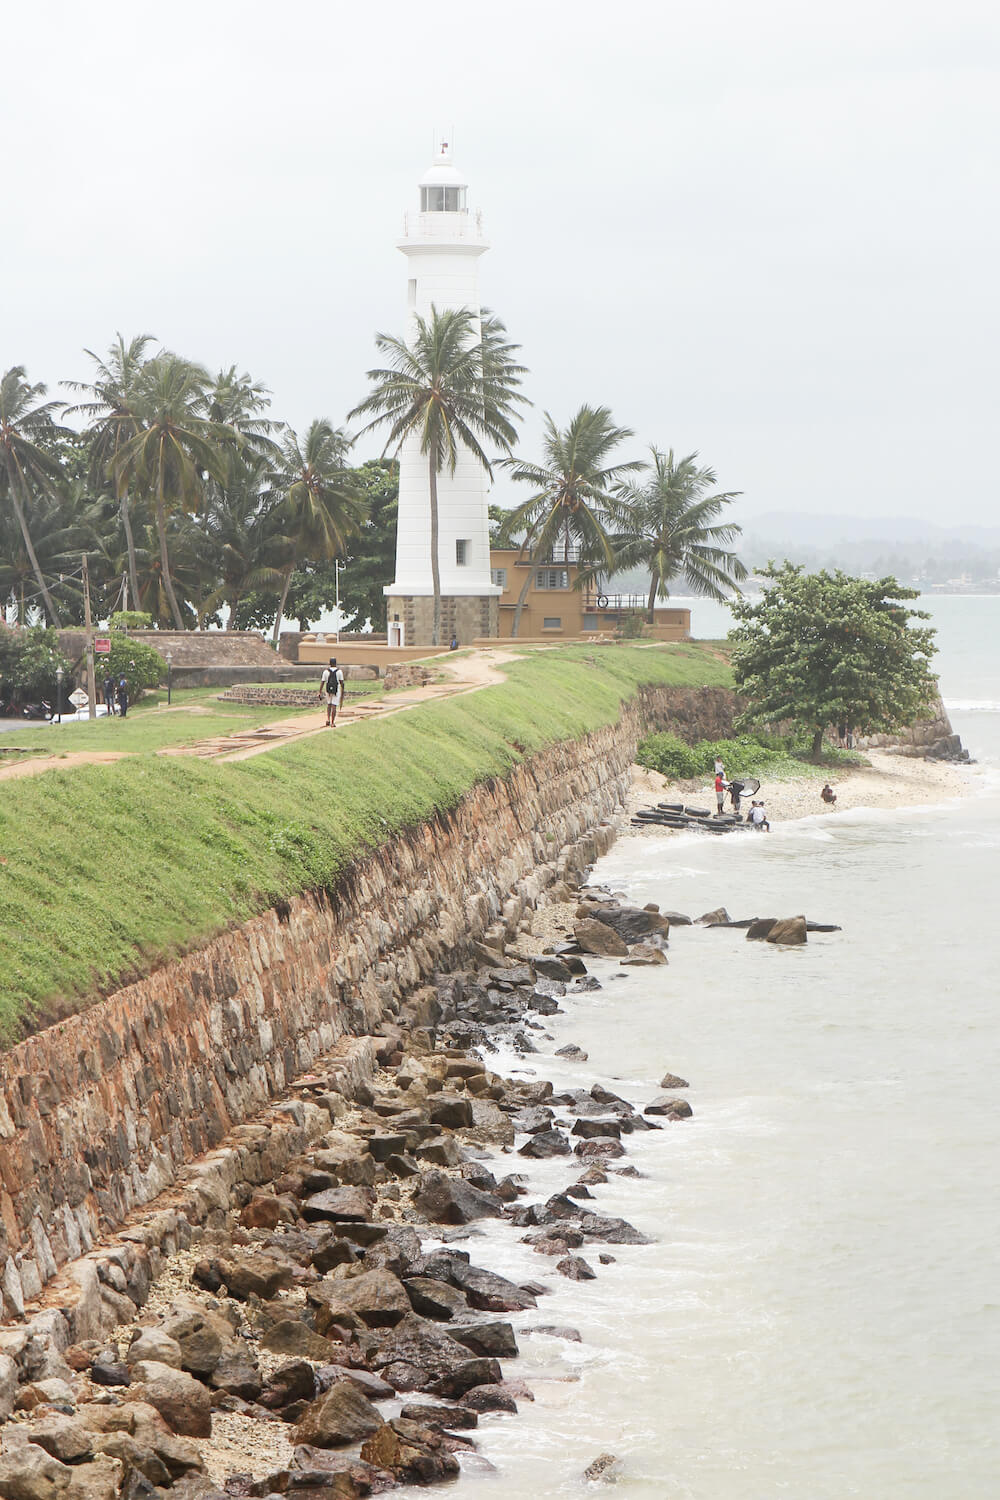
[386, 594, 499, 647]
[1, 684, 705, 1319]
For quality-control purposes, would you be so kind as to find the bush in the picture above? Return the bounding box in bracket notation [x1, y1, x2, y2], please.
[99, 635, 166, 701]
[0, 627, 70, 709]
[109, 610, 154, 630]
[636, 731, 799, 782]
[635, 732, 701, 780]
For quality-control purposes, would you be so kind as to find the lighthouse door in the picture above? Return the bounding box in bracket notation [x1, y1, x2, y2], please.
[388, 620, 405, 647]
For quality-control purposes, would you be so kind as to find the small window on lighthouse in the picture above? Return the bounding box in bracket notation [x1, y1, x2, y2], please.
[455, 539, 470, 566]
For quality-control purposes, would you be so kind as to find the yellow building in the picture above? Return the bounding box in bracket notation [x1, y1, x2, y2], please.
[489, 549, 690, 641]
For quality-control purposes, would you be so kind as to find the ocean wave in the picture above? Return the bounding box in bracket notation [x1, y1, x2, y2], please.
[945, 699, 1000, 714]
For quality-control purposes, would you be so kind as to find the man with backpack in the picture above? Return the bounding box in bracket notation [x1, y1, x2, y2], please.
[319, 658, 346, 727]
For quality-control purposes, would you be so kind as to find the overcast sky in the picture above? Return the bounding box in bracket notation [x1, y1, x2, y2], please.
[3, 0, 997, 527]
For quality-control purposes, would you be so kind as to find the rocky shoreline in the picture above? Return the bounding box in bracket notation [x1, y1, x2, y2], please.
[0, 873, 692, 1499]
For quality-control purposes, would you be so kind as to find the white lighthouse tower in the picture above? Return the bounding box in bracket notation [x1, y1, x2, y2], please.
[384, 140, 500, 647]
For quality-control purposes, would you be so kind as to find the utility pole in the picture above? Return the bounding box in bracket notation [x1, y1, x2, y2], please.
[82, 553, 98, 720]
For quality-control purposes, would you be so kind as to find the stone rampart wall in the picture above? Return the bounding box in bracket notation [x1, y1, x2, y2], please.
[0, 687, 737, 1319]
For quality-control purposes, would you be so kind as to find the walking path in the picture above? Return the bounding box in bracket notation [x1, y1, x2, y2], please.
[0, 649, 528, 779]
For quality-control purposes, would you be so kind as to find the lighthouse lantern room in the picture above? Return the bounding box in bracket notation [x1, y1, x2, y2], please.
[384, 140, 500, 647]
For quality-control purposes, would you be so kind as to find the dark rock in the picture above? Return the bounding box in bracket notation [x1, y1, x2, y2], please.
[293, 1381, 383, 1447]
[584, 1452, 625, 1482]
[564, 1184, 593, 1199]
[528, 993, 561, 1015]
[578, 1214, 653, 1245]
[260, 1361, 317, 1410]
[805, 921, 842, 932]
[525, 1325, 582, 1341]
[745, 917, 778, 941]
[210, 1347, 262, 1401]
[589, 904, 671, 944]
[697, 907, 730, 925]
[518, 1129, 570, 1159]
[413, 1172, 502, 1225]
[511, 1106, 555, 1134]
[573, 1138, 626, 1159]
[160, 1308, 226, 1377]
[766, 916, 808, 946]
[428, 1096, 474, 1129]
[571, 1117, 621, 1140]
[554, 1044, 589, 1061]
[310, 1237, 358, 1275]
[620, 944, 668, 966]
[261, 1322, 334, 1361]
[301, 1187, 375, 1224]
[573, 919, 629, 958]
[329, 1222, 388, 1247]
[218, 1255, 294, 1302]
[556, 1256, 596, 1281]
[398, 1404, 478, 1430]
[644, 1095, 693, 1119]
[494, 1174, 528, 1202]
[532, 956, 573, 982]
[659, 1072, 689, 1089]
[449, 1321, 518, 1359]
[359, 1421, 460, 1485]
[315, 1269, 411, 1328]
[415, 1135, 463, 1168]
[366, 1134, 407, 1163]
[459, 1161, 498, 1192]
[239, 1194, 284, 1230]
[90, 1360, 130, 1387]
[448, 1263, 537, 1312]
[432, 1358, 503, 1400]
[130, 1362, 212, 1438]
[403, 1278, 468, 1322]
[459, 1384, 518, 1414]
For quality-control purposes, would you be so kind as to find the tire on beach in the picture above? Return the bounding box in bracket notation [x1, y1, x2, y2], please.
[657, 803, 685, 812]
[684, 807, 711, 818]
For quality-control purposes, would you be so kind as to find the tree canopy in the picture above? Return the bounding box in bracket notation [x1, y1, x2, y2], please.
[729, 563, 938, 758]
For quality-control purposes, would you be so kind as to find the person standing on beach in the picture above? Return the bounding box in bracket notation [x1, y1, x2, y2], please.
[319, 658, 345, 727]
[728, 777, 746, 817]
[714, 771, 727, 814]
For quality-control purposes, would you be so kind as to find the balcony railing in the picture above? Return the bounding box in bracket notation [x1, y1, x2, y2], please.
[582, 590, 650, 612]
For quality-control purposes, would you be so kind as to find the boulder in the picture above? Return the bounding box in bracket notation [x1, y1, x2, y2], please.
[584, 1452, 625, 1482]
[525, 1324, 582, 1342]
[399, 1403, 478, 1430]
[403, 1278, 468, 1322]
[294, 1381, 383, 1448]
[128, 1363, 212, 1438]
[697, 907, 730, 925]
[14, 1421, 93, 1466]
[60, 1460, 121, 1500]
[745, 917, 778, 941]
[512, 1105, 554, 1134]
[158, 1307, 225, 1376]
[209, 1345, 262, 1400]
[448, 1264, 537, 1313]
[620, 944, 668, 966]
[217, 1253, 293, 1301]
[531, 956, 573, 982]
[239, 1194, 284, 1230]
[260, 1361, 317, 1410]
[554, 1044, 589, 1062]
[428, 1096, 474, 1130]
[460, 1383, 518, 1413]
[125, 1330, 183, 1371]
[644, 1096, 693, 1120]
[261, 1321, 334, 1360]
[415, 1135, 463, 1168]
[413, 1172, 502, 1225]
[449, 1322, 518, 1359]
[765, 916, 808, 946]
[315, 1269, 411, 1328]
[571, 1118, 621, 1140]
[301, 1187, 376, 1224]
[556, 1255, 597, 1281]
[518, 1129, 571, 1159]
[661, 910, 692, 925]
[360, 1421, 460, 1485]
[0, 1444, 72, 1500]
[658, 1072, 689, 1089]
[573, 1138, 626, 1160]
[573, 920, 628, 958]
[589, 904, 670, 943]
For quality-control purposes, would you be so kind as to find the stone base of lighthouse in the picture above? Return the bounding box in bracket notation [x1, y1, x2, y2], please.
[387, 594, 499, 648]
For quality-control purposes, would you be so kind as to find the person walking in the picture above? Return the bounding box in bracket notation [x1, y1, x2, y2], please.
[319, 657, 346, 727]
[116, 676, 128, 718]
[103, 674, 117, 717]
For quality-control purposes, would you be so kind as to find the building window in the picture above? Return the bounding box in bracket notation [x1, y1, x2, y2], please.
[542, 617, 563, 630]
[421, 185, 467, 212]
[536, 568, 569, 590]
[582, 613, 598, 631]
[455, 539, 469, 566]
[491, 568, 507, 588]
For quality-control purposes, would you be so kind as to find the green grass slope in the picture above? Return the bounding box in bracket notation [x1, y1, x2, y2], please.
[0, 643, 729, 1038]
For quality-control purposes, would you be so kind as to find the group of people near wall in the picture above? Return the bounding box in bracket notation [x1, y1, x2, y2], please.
[101, 675, 129, 718]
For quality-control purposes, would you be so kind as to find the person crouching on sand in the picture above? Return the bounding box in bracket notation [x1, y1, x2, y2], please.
[821, 783, 837, 805]
[319, 657, 345, 726]
[749, 800, 770, 831]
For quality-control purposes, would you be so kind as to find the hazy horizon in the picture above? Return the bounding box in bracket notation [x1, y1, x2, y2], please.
[3, 0, 997, 529]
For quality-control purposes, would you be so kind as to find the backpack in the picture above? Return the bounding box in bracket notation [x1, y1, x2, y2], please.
[324, 667, 343, 695]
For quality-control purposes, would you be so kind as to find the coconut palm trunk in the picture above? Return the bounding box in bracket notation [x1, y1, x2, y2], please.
[271, 567, 294, 647]
[10, 462, 62, 625]
[428, 441, 442, 647]
[155, 446, 186, 629]
[646, 573, 659, 623]
[121, 491, 141, 609]
[510, 563, 536, 639]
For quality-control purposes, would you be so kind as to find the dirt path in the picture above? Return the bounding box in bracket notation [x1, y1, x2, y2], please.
[0, 750, 131, 782]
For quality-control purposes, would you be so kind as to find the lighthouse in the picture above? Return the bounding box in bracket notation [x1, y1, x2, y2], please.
[384, 141, 500, 647]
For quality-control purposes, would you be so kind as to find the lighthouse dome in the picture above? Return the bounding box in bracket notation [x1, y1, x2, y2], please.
[419, 141, 468, 212]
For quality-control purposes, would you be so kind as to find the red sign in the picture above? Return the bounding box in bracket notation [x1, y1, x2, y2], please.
[95, 637, 111, 655]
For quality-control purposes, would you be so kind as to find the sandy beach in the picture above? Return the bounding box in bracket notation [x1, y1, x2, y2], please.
[628, 749, 974, 827]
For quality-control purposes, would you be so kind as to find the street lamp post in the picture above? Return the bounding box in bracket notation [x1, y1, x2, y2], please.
[166, 650, 173, 705]
[56, 666, 63, 725]
[335, 559, 342, 643]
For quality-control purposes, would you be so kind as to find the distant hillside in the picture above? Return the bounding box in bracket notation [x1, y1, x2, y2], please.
[737, 513, 1000, 590]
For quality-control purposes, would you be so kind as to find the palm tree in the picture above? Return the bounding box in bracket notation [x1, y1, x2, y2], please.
[605, 448, 747, 619]
[110, 354, 234, 629]
[272, 420, 366, 644]
[497, 405, 642, 638]
[200, 454, 290, 626]
[350, 305, 527, 645]
[0, 367, 70, 625]
[63, 333, 158, 611]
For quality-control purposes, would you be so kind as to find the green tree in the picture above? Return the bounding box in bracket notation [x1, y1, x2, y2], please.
[109, 354, 234, 629]
[0, 367, 70, 625]
[272, 420, 366, 643]
[101, 633, 165, 701]
[497, 405, 640, 638]
[603, 448, 747, 620]
[64, 333, 158, 610]
[0, 626, 69, 708]
[350, 306, 526, 645]
[729, 563, 939, 759]
[199, 454, 289, 626]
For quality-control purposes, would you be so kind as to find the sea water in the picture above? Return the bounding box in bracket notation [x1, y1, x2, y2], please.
[395, 596, 1000, 1499]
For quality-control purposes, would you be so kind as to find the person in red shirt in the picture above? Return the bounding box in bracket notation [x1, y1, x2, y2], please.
[714, 772, 727, 814]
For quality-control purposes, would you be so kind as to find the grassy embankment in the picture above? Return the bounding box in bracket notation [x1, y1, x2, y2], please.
[0, 643, 729, 1039]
